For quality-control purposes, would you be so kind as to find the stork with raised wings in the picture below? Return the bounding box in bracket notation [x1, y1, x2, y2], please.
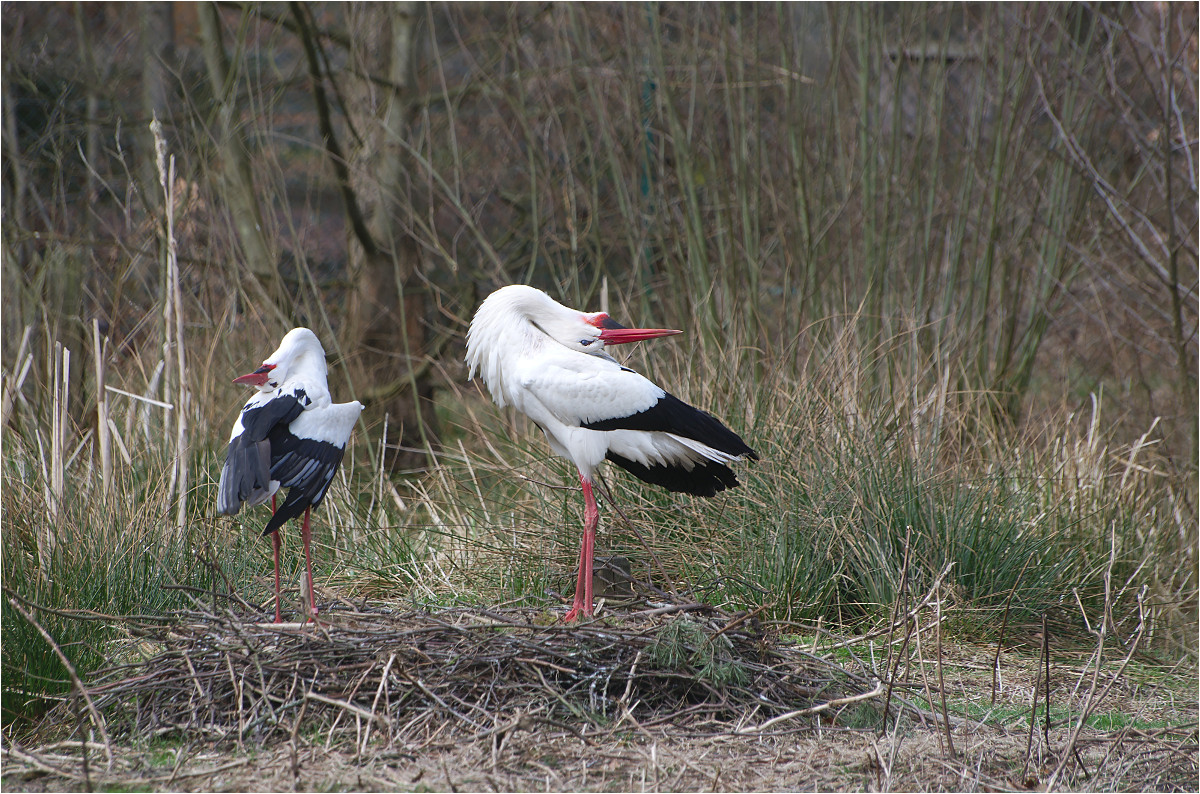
[466, 285, 758, 621]
[218, 328, 363, 622]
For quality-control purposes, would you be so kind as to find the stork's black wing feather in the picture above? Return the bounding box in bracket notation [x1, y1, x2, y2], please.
[261, 429, 349, 536]
[583, 391, 758, 459]
[217, 393, 304, 515]
[585, 391, 757, 497]
[604, 451, 741, 497]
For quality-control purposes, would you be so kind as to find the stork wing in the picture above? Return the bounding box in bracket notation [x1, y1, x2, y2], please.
[522, 356, 756, 458]
[520, 358, 664, 428]
[217, 392, 304, 515]
[261, 401, 361, 536]
[585, 391, 758, 459]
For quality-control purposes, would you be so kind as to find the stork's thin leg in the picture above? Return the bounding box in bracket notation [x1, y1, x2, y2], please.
[563, 475, 599, 622]
[271, 530, 283, 623]
[270, 495, 282, 623]
[301, 507, 319, 620]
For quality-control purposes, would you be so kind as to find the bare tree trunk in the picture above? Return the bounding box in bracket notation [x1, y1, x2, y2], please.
[67, 3, 107, 455]
[1161, 15, 1198, 468]
[1, 76, 25, 235]
[196, 1, 280, 296]
[352, 2, 439, 472]
[292, 2, 438, 471]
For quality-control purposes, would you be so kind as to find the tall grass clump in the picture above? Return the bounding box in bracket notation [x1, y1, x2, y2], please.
[623, 324, 1078, 631]
[0, 431, 261, 726]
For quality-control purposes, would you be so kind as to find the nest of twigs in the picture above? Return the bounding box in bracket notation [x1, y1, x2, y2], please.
[73, 601, 887, 747]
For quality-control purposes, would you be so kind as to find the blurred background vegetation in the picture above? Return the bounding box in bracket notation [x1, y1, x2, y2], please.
[2, 3, 1196, 727]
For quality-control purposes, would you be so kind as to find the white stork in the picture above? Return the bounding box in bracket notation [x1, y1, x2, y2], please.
[218, 327, 363, 622]
[465, 285, 758, 621]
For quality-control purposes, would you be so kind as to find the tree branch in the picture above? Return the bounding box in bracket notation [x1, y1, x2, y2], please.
[290, 1, 379, 259]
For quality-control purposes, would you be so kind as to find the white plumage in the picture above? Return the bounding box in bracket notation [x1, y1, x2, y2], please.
[466, 285, 757, 621]
[218, 327, 363, 622]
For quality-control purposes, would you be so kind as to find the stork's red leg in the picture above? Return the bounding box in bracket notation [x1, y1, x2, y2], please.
[270, 495, 282, 623]
[271, 529, 283, 623]
[563, 475, 599, 622]
[301, 507, 319, 620]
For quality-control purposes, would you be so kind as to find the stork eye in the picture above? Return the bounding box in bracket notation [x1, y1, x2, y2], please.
[580, 339, 594, 347]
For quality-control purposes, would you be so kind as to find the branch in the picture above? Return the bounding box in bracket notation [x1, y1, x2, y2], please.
[290, 1, 379, 259]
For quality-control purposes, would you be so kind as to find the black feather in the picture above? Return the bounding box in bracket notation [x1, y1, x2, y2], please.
[218, 393, 304, 514]
[605, 451, 740, 497]
[262, 432, 348, 536]
[583, 391, 758, 460]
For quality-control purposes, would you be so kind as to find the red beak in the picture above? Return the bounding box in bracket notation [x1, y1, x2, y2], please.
[233, 364, 275, 386]
[597, 326, 682, 344]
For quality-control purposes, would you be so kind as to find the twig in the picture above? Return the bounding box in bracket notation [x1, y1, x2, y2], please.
[911, 593, 943, 753]
[77, 707, 91, 792]
[883, 526, 913, 687]
[2, 743, 251, 785]
[708, 605, 769, 640]
[413, 678, 484, 730]
[360, 652, 397, 753]
[1021, 626, 1044, 785]
[4, 743, 100, 785]
[304, 691, 390, 727]
[103, 385, 173, 409]
[991, 555, 1033, 705]
[628, 602, 709, 618]
[1042, 613, 1052, 749]
[1048, 581, 1150, 788]
[734, 678, 885, 734]
[935, 579, 955, 758]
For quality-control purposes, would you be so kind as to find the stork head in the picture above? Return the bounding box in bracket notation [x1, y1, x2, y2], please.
[575, 311, 682, 353]
[475, 285, 679, 354]
[233, 327, 326, 391]
[466, 285, 682, 403]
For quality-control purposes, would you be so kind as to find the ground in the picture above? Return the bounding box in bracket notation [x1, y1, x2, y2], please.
[2, 608, 1196, 792]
